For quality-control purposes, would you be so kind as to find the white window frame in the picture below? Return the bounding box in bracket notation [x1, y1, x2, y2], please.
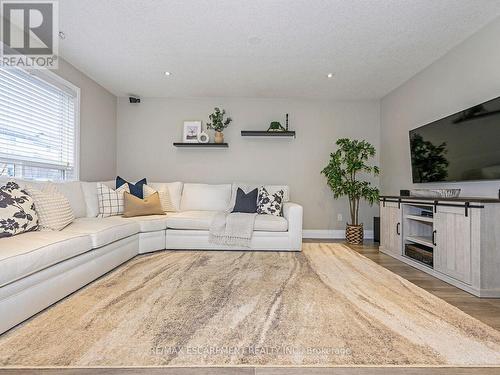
[0, 66, 81, 181]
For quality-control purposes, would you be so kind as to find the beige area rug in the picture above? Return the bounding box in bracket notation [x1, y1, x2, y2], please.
[1, 243, 500, 367]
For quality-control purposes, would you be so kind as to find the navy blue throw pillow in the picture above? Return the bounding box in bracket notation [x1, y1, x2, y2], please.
[116, 176, 147, 199]
[232, 188, 258, 213]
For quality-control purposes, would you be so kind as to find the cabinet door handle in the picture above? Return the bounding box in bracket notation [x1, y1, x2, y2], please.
[432, 230, 437, 246]
[396, 222, 400, 235]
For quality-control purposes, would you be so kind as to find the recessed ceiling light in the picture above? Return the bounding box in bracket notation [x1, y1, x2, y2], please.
[327, 73, 334, 78]
[164, 71, 172, 76]
[58, 31, 66, 40]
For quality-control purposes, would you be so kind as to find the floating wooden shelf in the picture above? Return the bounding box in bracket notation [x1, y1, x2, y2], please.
[173, 143, 228, 148]
[241, 130, 296, 137]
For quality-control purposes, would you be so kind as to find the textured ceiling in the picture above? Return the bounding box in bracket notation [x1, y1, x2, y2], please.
[59, 0, 500, 99]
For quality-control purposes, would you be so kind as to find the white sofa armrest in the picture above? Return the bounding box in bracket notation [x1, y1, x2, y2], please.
[283, 202, 303, 251]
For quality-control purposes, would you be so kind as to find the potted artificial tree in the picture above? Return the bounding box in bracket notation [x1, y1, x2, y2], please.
[321, 138, 379, 245]
[207, 107, 232, 144]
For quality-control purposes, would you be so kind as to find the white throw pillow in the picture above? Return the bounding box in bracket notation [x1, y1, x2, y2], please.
[149, 182, 183, 211]
[180, 183, 232, 212]
[26, 184, 75, 231]
[97, 183, 129, 218]
[143, 184, 175, 212]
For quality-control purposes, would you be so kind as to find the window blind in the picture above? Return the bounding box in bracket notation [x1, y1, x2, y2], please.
[0, 67, 78, 181]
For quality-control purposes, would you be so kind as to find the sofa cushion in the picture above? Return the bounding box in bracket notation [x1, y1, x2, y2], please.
[0, 181, 39, 238]
[25, 184, 75, 231]
[116, 176, 147, 199]
[65, 217, 139, 248]
[149, 182, 183, 211]
[97, 183, 130, 218]
[232, 187, 258, 213]
[180, 183, 231, 212]
[143, 185, 175, 212]
[0, 231, 92, 287]
[167, 211, 216, 230]
[167, 211, 287, 232]
[50, 181, 87, 218]
[257, 187, 285, 216]
[255, 214, 288, 232]
[122, 214, 170, 232]
[123, 191, 165, 218]
[81, 182, 99, 218]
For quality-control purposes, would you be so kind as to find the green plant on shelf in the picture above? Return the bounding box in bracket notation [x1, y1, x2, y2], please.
[206, 107, 232, 132]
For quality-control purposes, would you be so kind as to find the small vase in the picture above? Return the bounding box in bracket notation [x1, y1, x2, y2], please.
[346, 223, 364, 245]
[214, 131, 224, 144]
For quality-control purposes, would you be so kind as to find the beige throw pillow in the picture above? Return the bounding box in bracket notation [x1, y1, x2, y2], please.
[26, 184, 75, 231]
[123, 191, 165, 218]
[143, 184, 175, 212]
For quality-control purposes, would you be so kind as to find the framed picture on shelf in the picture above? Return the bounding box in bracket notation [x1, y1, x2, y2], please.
[183, 121, 202, 143]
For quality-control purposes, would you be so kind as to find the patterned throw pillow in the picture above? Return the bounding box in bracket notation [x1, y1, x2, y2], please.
[257, 187, 284, 216]
[0, 181, 38, 238]
[97, 183, 130, 218]
[116, 176, 147, 199]
[26, 184, 75, 231]
[143, 184, 175, 212]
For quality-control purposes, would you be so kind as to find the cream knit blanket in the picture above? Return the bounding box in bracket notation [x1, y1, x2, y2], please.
[209, 212, 257, 247]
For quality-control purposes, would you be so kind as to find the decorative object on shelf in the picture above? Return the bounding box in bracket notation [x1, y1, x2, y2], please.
[321, 138, 380, 245]
[400, 189, 411, 196]
[214, 131, 224, 144]
[410, 188, 461, 198]
[267, 121, 286, 132]
[183, 121, 202, 143]
[206, 107, 232, 144]
[286, 113, 289, 131]
[197, 132, 209, 143]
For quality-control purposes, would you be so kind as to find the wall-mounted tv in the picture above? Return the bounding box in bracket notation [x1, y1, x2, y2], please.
[409, 96, 500, 183]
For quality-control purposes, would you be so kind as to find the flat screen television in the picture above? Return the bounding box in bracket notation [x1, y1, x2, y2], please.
[409, 96, 500, 183]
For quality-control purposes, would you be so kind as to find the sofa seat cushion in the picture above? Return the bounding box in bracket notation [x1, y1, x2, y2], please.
[255, 214, 288, 232]
[167, 211, 216, 230]
[0, 231, 92, 287]
[167, 211, 288, 232]
[122, 215, 170, 232]
[65, 217, 139, 248]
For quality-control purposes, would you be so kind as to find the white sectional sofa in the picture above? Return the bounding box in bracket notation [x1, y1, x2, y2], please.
[0, 179, 303, 334]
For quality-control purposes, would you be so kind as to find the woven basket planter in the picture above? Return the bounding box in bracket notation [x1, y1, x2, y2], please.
[346, 224, 364, 245]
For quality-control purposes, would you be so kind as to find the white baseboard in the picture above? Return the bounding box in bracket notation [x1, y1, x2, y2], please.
[303, 229, 374, 239]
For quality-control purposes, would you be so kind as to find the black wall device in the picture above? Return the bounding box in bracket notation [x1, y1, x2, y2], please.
[129, 96, 141, 104]
[373, 217, 380, 243]
[400, 190, 410, 196]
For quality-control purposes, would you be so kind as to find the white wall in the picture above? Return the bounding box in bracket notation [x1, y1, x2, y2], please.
[117, 97, 380, 230]
[55, 58, 117, 181]
[380, 18, 500, 197]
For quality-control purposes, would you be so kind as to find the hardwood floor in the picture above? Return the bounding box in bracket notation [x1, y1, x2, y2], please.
[304, 239, 500, 331]
[2, 241, 499, 375]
